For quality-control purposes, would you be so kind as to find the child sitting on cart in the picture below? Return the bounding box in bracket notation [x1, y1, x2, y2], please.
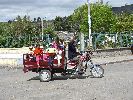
[33, 44, 43, 65]
[51, 37, 64, 66]
[28, 46, 34, 54]
[26, 46, 35, 60]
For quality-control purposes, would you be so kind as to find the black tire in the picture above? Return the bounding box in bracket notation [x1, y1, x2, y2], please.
[91, 65, 104, 78]
[39, 70, 51, 82]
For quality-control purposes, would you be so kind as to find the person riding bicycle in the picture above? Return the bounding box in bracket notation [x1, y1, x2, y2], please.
[68, 37, 79, 60]
[68, 36, 83, 73]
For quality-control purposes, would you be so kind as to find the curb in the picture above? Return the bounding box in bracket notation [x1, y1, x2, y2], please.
[0, 59, 133, 69]
[0, 66, 23, 69]
[100, 59, 133, 65]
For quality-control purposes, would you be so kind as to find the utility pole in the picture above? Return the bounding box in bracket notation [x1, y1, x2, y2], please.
[80, 32, 85, 53]
[87, 0, 92, 47]
[41, 18, 44, 41]
[78, 9, 84, 53]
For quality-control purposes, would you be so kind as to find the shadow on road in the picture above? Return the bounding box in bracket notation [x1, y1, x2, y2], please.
[27, 76, 40, 81]
[27, 74, 92, 81]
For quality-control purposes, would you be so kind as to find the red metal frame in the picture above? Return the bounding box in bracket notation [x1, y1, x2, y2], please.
[23, 50, 66, 73]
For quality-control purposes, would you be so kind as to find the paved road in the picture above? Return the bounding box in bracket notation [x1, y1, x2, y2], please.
[0, 61, 133, 100]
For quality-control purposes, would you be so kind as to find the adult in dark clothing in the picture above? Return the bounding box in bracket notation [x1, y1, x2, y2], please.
[68, 37, 83, 74]
[68, 38, 78, 60]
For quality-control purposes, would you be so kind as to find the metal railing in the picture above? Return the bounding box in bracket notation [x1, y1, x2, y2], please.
[91, 32, 132, 50]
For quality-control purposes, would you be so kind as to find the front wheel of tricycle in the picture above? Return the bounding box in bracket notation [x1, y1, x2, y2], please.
[91, 65, 104, 78]
[39, 70, 52, 82]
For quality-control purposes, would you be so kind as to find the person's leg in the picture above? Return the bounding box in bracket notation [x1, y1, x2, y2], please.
[36, 55, 40, 65]
[72, 56, 79, 61]
[57, 54, 62, 66]
[48, 56, 52, 66]
[72, 56, 83, 72]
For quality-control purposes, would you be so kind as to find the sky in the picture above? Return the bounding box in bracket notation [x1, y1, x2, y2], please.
[0, 0, 133, 22]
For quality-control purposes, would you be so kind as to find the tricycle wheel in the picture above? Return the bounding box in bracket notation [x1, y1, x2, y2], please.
[91, 65, 104, 78]
[39, 70, 52, 82]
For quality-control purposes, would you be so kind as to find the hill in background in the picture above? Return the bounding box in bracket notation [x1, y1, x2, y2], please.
[112, 4, 133, 14]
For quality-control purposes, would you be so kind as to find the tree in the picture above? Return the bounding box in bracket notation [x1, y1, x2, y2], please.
[91, 3, 116, 33]
[72, 4, 88, 33]
[72, 3, 116, 34]
[115, 13, 133, 32]
[54, 16, 64, 31]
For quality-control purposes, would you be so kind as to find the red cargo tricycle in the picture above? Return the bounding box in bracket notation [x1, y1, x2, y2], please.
[23, 47, 104, 82]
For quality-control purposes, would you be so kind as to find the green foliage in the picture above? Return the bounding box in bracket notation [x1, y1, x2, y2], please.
[72, 3, 116, 34]
[0, 15, 47, 48]
[54, 16, 64, 31]
[0, 3, 133, 49]
[53, 3, 133, 35]
[43, 27, 54, 34]
[115, 13, 133, 32]
[53, 16, 73, 32]
[72, 4, 88, 33]
[91, 3, 116, 33]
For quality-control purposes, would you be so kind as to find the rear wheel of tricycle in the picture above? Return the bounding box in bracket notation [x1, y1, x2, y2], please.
[39, 70, 52, 82]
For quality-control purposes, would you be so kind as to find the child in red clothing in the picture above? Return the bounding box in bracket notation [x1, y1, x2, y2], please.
[33, 44, 42, 65]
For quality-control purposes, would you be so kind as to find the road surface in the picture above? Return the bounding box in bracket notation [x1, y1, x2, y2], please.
[0, 61, 133, 100]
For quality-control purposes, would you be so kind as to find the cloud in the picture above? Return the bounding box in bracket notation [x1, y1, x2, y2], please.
[0, 0, 86, 21]
[0, 0, 132, 22]
[0, 0, 36, 6]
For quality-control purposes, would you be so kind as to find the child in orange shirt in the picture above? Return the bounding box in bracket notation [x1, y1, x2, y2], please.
[33, 44, 42, 66]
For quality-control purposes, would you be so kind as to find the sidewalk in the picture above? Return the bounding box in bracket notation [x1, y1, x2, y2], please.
[92, 55, 133, 65]
[0, 54, 132, 68]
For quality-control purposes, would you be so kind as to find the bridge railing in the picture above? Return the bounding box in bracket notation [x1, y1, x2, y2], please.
[89, 32, 133, 50]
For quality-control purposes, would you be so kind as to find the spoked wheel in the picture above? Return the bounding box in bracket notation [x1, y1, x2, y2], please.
[91, 64, 104, 78]
[39, 70, 52, 82]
